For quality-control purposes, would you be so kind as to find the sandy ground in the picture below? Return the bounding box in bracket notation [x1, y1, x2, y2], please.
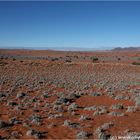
[0, 49, 140, 139]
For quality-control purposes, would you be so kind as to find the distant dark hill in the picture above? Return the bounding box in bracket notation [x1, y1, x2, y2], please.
[112, 47, 140, 51]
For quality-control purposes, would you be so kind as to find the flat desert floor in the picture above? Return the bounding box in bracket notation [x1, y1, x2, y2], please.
[0, 49, 140, 139]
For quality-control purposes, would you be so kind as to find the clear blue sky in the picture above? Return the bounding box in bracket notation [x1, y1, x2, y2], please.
[0, 1, 140, 50]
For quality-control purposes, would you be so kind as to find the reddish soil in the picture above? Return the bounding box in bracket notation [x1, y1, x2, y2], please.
[0, 49, 140, 139]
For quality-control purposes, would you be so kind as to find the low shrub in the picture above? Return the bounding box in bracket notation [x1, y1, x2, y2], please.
[132, 62, 140, 65]
[91, 56, 99, 63]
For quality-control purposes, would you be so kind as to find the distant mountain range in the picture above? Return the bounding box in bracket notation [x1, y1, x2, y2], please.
[112, 47, 140, 51]
[1, 46, 140, 52]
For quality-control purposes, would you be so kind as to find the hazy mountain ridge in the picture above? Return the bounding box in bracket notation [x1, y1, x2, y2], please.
[112, 47, 140, 51]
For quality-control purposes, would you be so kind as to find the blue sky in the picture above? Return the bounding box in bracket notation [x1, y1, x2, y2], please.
[0, 1, 140, 50]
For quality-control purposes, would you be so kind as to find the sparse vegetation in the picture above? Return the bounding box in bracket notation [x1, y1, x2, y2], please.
[0, 49, 140, 139]
[0, 61, 8, 66]
[12, 58, 16, 61]
[91, 56, 99, 63]
[132, 62, 140, 65]
[118, 57, 121, 61]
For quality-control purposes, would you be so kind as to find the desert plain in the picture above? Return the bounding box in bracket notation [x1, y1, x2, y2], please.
[0, 49, 140, 139]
